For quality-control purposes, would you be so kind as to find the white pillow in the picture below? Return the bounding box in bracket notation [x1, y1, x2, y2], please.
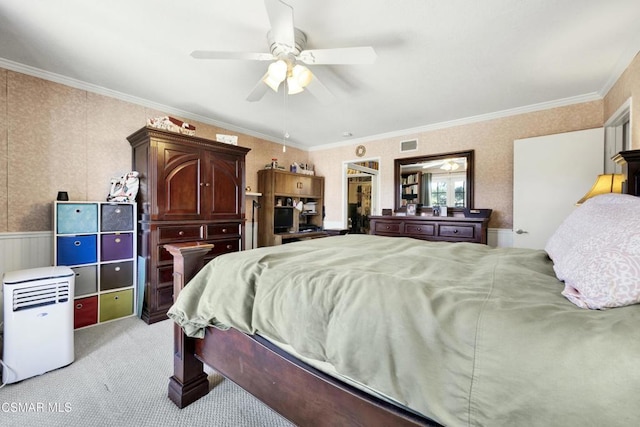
[545, 193, 640, 309]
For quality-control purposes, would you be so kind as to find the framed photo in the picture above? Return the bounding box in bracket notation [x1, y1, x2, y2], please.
[406, 203, 417, 216]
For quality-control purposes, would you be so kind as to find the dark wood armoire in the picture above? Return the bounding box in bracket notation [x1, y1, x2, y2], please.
[128, 127, 250, 324]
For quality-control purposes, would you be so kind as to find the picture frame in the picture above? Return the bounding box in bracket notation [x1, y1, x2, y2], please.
[406, 203, 417, 216]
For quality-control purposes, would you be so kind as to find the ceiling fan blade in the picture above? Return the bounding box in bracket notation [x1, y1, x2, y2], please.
[191, 51, 274, 61]
[246, 73, 270, 102]
[297, 46, 377, 65]
[264, 0, 295, 49]
[304, 72, 335, 105]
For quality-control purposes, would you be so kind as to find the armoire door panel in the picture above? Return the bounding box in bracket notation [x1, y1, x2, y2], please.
[157, 143, 202, 220]
[205, 154, 243, 219]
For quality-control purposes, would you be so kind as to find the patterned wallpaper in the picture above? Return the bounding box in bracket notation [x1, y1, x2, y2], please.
[1, 52, 638, 232]
[0, 69, 308, 232]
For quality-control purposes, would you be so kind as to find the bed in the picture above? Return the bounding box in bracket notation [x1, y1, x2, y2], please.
[165, 152, 640, 426]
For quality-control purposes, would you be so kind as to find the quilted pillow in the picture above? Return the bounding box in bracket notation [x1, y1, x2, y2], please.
[545, 193, 640, 309]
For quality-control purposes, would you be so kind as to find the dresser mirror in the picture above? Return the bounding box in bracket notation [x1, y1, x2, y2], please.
[394, 150, 474, 212]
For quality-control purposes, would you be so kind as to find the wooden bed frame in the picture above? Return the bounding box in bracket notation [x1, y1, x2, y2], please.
[164, 150, 640, 426]
[164, 244, 440, 426]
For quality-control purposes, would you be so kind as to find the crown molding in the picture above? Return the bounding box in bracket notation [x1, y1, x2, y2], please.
[308, 92, 603, 151]
[0, 58, 306, 151]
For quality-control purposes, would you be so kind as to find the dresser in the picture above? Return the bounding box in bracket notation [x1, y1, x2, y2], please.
[369, 215, 490, 244]
[128, 127, 250, 324]
[54, 201, 137, 328]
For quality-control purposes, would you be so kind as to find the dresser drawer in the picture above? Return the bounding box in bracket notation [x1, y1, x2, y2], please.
[158, 225, 203, 241]
[74, 296, 98, 329]
[101, 233, 133, 261]
[100, 261, 134, 291]
[372, 221, 401, 234]
[57, 235, 97, 265]
[438, 224, 476, 239]
[99, 289, 134, 322]
[72, 265, 97, 296]
[405, 222, 435, 237]
[207, 223, 240, 237]
[101, 203, 134, 231]
[57, 203, 98, 234]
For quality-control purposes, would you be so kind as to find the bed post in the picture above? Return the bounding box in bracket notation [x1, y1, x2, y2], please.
[164, 242, 214, 408]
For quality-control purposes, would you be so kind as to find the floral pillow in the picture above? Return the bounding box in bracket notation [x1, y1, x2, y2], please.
[545, 193, 640, 309]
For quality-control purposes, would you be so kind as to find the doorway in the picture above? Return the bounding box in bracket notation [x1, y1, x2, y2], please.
[343, 160, 379, 234]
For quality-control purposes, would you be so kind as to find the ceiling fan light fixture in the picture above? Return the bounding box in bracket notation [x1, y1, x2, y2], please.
[286, 77, 304, 94]
[441, 161, 460, 171]
[264, 59, 288, 92]
[291, 64, 312, 87]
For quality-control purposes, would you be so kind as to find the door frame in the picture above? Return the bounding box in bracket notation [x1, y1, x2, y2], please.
[341, 157, 381, 229]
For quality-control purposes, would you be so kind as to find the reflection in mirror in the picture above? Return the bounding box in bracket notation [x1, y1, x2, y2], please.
[394, 150, 474, 212]
[346, 161, 379, 234]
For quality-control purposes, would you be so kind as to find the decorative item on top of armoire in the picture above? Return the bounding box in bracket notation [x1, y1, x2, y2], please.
[128, 126, 250, 324]
[54, 201, 137, 328]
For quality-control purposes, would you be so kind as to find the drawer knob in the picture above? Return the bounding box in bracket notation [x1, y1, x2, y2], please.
[76, 303, 83, 309]
[226, 244, 232, 249]
[205, 183, 210, 187]
[115, 238, 121, 243]
[115, 266, 121, 272]
[386, 226, 390, 229]
[222, 228, 227, 233]
[114, 296, 119, 300]
[453, 229, 459, 234]
[417, 227, 422, 231]
[178, 231, 184, 236]
[115, 208, 121, 214]
[74, 241, 81, 246]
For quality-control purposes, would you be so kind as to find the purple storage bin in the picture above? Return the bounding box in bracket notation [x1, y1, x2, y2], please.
[100, 233, 133, 261]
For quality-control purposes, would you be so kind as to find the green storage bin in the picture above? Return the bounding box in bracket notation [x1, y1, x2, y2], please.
[99, 289, 133, 322]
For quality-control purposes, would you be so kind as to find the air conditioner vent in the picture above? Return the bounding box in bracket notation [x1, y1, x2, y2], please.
[400, 139, 418, 152]
[12, 281, 71, 311]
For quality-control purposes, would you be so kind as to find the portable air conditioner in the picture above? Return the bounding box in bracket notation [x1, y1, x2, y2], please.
[2, 266, 75, 384]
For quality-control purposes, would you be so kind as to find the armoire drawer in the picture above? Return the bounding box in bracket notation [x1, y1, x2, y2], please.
[158, 225, 203, 242]
[210, 239, 239, 256]
[207, 223, 240, 237]
[74, 296, 98, 329]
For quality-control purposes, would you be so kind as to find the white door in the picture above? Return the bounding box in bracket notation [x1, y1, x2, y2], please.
[513, 128, 604, 249]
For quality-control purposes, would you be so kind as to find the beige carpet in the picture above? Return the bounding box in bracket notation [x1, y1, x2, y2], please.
[0, 316, 293, 427]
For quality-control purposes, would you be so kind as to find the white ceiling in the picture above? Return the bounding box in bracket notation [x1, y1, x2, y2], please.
[1, 0, 640, 150]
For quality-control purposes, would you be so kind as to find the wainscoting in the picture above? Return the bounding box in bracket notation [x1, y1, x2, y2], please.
[0, 231, 53, 277]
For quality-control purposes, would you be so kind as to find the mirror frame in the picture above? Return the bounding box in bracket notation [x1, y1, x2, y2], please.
[394, 150, 474, 213]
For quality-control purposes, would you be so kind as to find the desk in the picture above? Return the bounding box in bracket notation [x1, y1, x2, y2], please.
[277, 231, 329, 244]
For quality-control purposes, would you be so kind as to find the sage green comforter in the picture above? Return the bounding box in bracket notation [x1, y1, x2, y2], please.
[168, 234, 640, 426]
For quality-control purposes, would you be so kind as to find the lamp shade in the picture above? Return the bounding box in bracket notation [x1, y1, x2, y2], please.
[576, 174, 624, 205]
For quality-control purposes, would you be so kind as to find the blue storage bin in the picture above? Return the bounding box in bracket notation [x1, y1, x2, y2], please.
[57, 235, 97, 265]
[57, 203, 98, 234]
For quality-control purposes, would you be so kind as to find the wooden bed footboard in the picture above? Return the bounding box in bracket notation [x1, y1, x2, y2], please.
[165, 242, 440, 427]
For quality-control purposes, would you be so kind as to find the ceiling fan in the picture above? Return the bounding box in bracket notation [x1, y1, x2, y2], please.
[190, 0, 377, 104]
